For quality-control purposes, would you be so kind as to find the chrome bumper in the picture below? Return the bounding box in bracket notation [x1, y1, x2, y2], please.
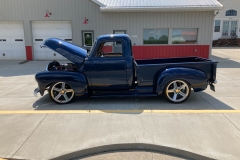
[34, 88, 40, 97]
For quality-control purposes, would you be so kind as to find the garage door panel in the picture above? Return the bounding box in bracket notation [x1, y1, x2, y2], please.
[12, 51, 26, 59]
[0, 42, 11, 51]
[44, 21, 61, 28]
[61, 29, 72, 36]
[46, 28, 62, 37]
[61, 22, 72, 28]
[32, 29, 46, 37]
[35, 55, 47, 60]
[32, 22, 44, 29]
[0, 22, 9, 28]
[0, 21, 25, 60]
[32, 21, 72, 60]
[57, 36, 72, 40]
[34, 50, 47, 60]
[9, 28, 24, 37]
[34, 47, 46, 54]
[0, 37, 11, 44]
[9, 21, 24, 28]
[0, 28, 10, 36]
[62, 37, 73, 43]
[11, 45, 25, 52]
[0, 52, 13, 60]
[10, 37, 25, 44]
[34, 45, 44, 54]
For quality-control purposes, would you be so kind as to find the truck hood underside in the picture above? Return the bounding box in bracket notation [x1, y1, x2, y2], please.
[41, 38, 87, 65]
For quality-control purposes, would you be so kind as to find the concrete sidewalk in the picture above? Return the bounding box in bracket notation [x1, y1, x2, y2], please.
[0, 48, 240, 160]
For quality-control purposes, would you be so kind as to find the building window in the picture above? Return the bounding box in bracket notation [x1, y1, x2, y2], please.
[143, 29, 169, 44]
[113, 30, 126, 34]
[172, 29, 198, 44]
[82, 31, 93, 47]
[225, 10, 237, 16]
[214, 20, 221, 32]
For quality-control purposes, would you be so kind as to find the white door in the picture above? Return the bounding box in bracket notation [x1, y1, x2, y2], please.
[32, 21, 72, 60]
[222, 20, 238, 37]
[0, 21, 26, 60]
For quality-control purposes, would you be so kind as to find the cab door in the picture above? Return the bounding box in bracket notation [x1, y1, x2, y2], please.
[90, 40, 128, 90]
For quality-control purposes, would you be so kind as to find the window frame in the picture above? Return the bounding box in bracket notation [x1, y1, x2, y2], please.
[143, 28, 169, 45]
[91, 40, 125, 58]
[214, 20, 221, 32]
[82, 30, 94, 47]
[225, 9, 237, 16]
[171, 28, 198, 45]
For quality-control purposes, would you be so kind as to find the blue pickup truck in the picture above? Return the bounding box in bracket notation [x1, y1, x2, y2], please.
[34, 34, 217, 104]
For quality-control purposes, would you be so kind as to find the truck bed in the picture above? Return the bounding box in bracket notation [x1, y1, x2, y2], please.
[135, 57, 217, 86]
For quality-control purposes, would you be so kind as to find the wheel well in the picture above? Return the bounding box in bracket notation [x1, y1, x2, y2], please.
[46, 82, 55, 91]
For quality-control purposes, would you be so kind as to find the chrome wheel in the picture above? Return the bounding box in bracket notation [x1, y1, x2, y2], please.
[50, 82, 74, 104]
[165, 80, 190, 103]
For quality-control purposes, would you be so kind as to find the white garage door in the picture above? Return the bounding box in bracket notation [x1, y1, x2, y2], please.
[32, 21, 72, 60]
[0, 21, 26, 60]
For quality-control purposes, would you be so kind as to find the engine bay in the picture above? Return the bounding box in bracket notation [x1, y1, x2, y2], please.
[47, 60, 77, 72]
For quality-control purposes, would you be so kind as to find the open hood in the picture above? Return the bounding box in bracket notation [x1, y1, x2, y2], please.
[41, 38, 87, 65]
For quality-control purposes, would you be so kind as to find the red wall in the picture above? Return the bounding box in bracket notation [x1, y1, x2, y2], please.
[132, 45, 209, 60]
[25, 45, 209, 60]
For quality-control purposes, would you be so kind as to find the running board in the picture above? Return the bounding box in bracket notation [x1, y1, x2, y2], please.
[91, 87, 157, 98]
[92, 92, 157, 98]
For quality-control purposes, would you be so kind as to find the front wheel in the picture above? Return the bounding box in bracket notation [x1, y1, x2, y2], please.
[49, 82, 75, 104]
[164, 80, 191, 103]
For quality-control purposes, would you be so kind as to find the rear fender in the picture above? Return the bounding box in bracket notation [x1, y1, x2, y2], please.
[156, 68, 207, 94]
[35, 71, 88, 96]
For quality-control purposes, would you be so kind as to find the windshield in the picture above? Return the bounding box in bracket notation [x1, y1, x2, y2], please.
[88, 40, 97, 57]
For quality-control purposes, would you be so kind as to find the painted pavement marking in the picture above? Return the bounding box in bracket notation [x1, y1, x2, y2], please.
[0, 110, 240, 114]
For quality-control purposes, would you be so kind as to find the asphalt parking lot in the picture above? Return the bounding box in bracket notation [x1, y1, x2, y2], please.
[0, 48, 240, 160]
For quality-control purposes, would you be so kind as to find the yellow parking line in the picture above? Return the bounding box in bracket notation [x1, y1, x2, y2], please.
[0, 110, 240, 114]
[151, 110, 240, 113]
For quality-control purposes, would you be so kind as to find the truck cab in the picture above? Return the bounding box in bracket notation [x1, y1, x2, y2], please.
[83, 34, 134, 90]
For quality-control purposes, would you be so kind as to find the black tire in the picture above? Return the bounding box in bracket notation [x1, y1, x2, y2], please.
[164, 80, 191, 103]
[49, 82, 75, 104]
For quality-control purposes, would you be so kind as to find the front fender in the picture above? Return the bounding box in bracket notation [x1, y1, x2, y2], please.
[156, 68, 207, 94]
[35, 71, 88, 96]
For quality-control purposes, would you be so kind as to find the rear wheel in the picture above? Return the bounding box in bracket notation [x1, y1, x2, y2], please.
[164, 80, 191, 103]
[49, 82, 75, 104]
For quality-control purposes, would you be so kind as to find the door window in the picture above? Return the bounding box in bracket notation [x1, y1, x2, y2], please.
[222, 21, 238, 36]
[82, 31, 93, 47]
[95, 41, 123, 57]
[230, 21, 238, 35]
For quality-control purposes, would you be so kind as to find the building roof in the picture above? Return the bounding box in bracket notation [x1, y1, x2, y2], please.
[91, 0, 223, 12]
